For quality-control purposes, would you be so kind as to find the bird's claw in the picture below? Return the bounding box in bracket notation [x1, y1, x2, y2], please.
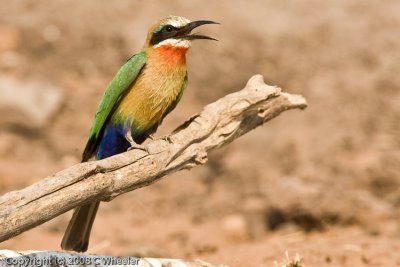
[146, 134, 173, 143]
[128, 144, 149, 153]
[162, 135, 173, 143]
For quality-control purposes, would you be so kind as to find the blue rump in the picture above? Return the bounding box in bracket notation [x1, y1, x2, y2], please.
[96, 123, 130, 160]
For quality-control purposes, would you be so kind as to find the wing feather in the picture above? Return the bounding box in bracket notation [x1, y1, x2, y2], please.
[81, 51, 147, 161]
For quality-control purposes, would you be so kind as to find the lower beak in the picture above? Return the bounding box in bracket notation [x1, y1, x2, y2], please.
[178, 20, 219, 41]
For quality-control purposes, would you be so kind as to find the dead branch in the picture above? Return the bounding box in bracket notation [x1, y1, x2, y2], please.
[0, 74, 307, 242]
[0, 250, 226, 267]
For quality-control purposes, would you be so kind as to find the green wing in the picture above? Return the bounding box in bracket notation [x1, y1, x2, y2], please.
[82, 50, 147, 161]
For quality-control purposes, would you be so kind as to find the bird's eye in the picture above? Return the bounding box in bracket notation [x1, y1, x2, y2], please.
[165, 25, 174, 32]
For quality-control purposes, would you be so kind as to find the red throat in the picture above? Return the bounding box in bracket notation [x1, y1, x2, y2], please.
[154, 45, 188, 65]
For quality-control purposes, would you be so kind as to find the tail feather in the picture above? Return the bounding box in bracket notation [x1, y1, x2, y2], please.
[61, 202, 100, 252]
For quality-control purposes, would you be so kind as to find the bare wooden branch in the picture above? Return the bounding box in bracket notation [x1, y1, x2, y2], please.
[0, 75, 307, 242]
[0, 250, 226, 267]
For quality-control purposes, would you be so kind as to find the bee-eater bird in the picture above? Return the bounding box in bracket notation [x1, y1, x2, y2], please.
[61, 16, 218, 252]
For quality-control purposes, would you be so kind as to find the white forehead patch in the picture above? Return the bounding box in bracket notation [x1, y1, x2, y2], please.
[154, 38, 191, 48]
[165, 15, 191, 28]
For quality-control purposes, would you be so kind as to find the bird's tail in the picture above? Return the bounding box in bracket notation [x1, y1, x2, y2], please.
[61, 201, 100, 252]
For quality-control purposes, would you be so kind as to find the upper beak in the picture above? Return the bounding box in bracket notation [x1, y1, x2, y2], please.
[177, 20, 219, 41]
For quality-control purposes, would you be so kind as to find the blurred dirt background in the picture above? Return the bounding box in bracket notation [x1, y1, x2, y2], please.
[0, 0, 400, 266]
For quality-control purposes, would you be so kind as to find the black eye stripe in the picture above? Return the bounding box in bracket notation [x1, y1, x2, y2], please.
[150, 24, 179, 45]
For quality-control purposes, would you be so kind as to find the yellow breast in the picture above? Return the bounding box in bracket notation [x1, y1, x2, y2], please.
[113, 47, 187, 133]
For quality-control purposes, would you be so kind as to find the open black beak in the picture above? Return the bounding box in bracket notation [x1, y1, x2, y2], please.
[178, 20, 219, 41]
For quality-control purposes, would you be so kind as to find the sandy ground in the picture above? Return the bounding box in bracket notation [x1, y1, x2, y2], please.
[0, 1, 399, 266]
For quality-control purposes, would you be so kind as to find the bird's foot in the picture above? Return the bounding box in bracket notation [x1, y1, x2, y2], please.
[126, 131, 149, 153]
[127, 143, 149, 153]
[146, 134, 173, 143]
[161, 135, 173, 143]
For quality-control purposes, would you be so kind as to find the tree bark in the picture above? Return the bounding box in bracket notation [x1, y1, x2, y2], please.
[0, 74, 307, 242]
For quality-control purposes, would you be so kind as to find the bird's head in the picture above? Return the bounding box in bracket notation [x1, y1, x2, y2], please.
[145, 16, 218, 50]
